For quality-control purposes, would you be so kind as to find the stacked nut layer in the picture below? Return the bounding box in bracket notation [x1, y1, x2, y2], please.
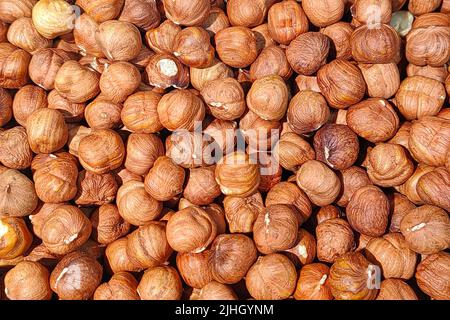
[0, 0, 449, 301]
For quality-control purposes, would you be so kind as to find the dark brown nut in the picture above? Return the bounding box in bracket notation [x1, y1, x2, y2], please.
[417, 167, 450, 211]
[409, 0, 443, 15]
[144, 156, 185, 201]
[201, 7, 230, 37]
[163, 0, 210, 26]
[358, 63, 400, 99]
[99, 62, 141, 103]
[400, 205, 450, 254]
[146, 53, 189, 90]
[329, 252, 379, 300]
[274, 133, 315, 172]
[76, 0, 124, 23]
[0, 216, 32, 259]
[0, 87, 12, 126]
[226, 0, 274, 28]
[316, 218, 355, 263]
[376, 279, 418, 300]
[50, 252, 102, 300]
[317, 59, 366, 109]
[0, 169, 38, 217]
[121, 91, 163, 133]
[286, 32, 331, 76]
[294, 263, 333, 300]
[94, 272, 139, 300]
[105, 238, 142, 273]
[173, 26, 215, 68]
[239, 110, 281, 152]
[316, 205, 341, 225]
[409, 116, 450, 166]
[84, 98, 122, 130]
[407, 64, 449, 83]
[252, 23, 276, 51]
[296, 160, 341, 207]
[302, 0, 345, 27]
[145, 19, 181, 54]
[119, 0, 160, 31]
[389, 193, 417, 233]
[395, 76, 446, 120]
[74, 14, 104, 58]
[190, 281, 238, 300]
[75, 170, 118, 206]
[0, 126, 33, 170]
[90, 204, 130, 245]
[249, 45, 292, 81]
[396, 164, 435, 205]
[320, 22, 354, 60]
[183, 166, 221, 206]
[347, 185, 390, 237]
[246, 253, 297, 300]
[48, 90, 85, 123]
[137, 266, 182, 301]
[267, 0, 309, 45]
[190, 59, 233, 91]
[0, 0, 35, 24]
[351, 0, 392, 25]
[12, 85, 47, 127]
[176, 251, 214, 289]
[215, 26, 258, 68]
[346, 99, 400, 143]
[0, 43, 31, 89]
[7, 17, 52, 53]
[415, 252, 450, 300]
[336, 166, 372, 207]
[209, 234, 258, 284]
[223, 192, 264, 233]
[125, 133, 164, 176]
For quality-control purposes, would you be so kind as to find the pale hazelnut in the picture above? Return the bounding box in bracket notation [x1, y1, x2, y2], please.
[32, 0, 76, 39]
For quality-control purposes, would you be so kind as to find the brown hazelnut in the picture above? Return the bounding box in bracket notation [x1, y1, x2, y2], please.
[183, 166, 221, 206]
[284, 228, 316, 266]
[316, 205, 341, 225]
[137, 266, 183, 300]
[126, 221, 173, 268]
[78, 129, 125, 174]
[113, 167, 143, 185]
[257, 152, 283, 193]
[26, 109, 67, 154]
[48, 90, 85, 123]
[336, 166, 372, 207]
[99, 62, 141, 103]
[226, 0, 273, 28]
[0, 169, 38, 217]
[296, 160, 341, 206]
[144, 156, 185, 201]
[73, 13, 104, 57]
[122, 91, 163, 133]
[346, 99, 400, 142]
[274, 132, 315, 172]
[41, 205, 92, 255]
[294, 263, 333, 300]
[32, 0, 76, 39]
[176, 250, 214, 289]
[400, 205, 450, 254]
[316, 218, 355, 263]
[74, 170, 117, 206]
[166, 131, 216, 168]
[389, 122, 412, 151]
[202, 203, 227, 234]
[358, 63, 400, 99]
[209, 234, 257, 284]
[12, 85, 48, 127]
[0, 21, 7, 42]
[0, 0, 35, 24]
[409, 0, 444, 16]
[215, 26, 258, 68]
[76, 0, 124, 23]
[441, 0, 450, 13]
[201, 77, 246, 121]
[201, 7, 230, 37]
[145, 19, 181, 54]
[30, 202, 65, 239]
[119, 0, 160, 31]
[302, 0, 345, 27]
[239, 110, 281, 152]
[173, 27, 215, 68]
[190, 58, 233, 91]
[125, 133, 164, 176]
[84, 98, 122, 130]
[94, 272, 139, 300]
[90, 204, 130, 245]
[0, 88, 12, 126]
[30, 49, 73, 91]
[0, 43, 31, 89]
[54, 60, 100, 103]
[415, 251, 450, 300]
[50, 251, 102, 300]
[417, 167, 450, 211]
[397, 163, 434, 204]
[0, 126, 33, 170]
[409, 116, 450, 166]
[96, 20, 142, 61]
[0, 217, 32, 260]
[7, 17, 52, 53]
[389, 193, 417, 233]
[105, 238, 142, 273]
[412, 12, 450, 29]
[249, 46, 292, 82]
[252, 23, 276, 51]
[317, 59, 366, 109]
[223, 192, 263, 233]
[4, 261, 52, 300]
[351, 0, 392, 25]
[163, 0, 210, 26]
[407, 64, 449, 83]
[190, 281, 238, 300]
[376, 279, 418, 300]
[395, 76, 446, 120]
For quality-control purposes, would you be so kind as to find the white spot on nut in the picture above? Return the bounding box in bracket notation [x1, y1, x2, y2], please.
[157, 59, 178, 77]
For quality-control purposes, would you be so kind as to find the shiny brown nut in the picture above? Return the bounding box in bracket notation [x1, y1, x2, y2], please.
[389, 122, 412, 151]
[0, 126, 33, 170]
[0, 0, 36, 24]
[0, 216, 32, 260]
[7, 17, 52, 53]
[0, 169, 38, 217]
[415, 251, 450, 300]
[0, 88, 12, 126]
[29, 49, 73, 91]
[406, 26, 450, 67]
[32, 0, 76, 39]
[94, 272, 139, 300]
[336, 166, 372, 207]
[84, 98, 122, 130]
[121, 91, 163, 133]
[416, 167, 450, 211]
[396, 164, 435, 205]
[183, 166, 221, 206]
[358, 63, 400, 99]
[99, 62, 141, 103]
[346, 99, 400, 143]
[144, 156, 185, 201]
[190, 281, 238, 300]
[0, 43, 31, 89]
[274, 132, 315, 172]
[316, 218, 355, 263]
[249, 45, 292, 81]
[389, 193, 417, 233]
[48, 90, 85, 123]
[90, 204, 130, 245]
[408, 0, 443, 15]
[145, 19, 181, 54]
[137, 266, 182, 300]
[125, 133, 164, 176]
[321, 22, 354, 61]
[173, 26, 215, 68]
[223, 192, 264, 233]
[226, 0, 274, 28]
[411, 12, 450, 28]
[302, 0, 345, 27]
[294, 263, 333, 300]
[406, 64, 449, 83]
[190, 58, 233, 91]
[376, 279, 418, 300]
[73, 13, 104, 57]
[75, 170, 118, 206]
[12, 85, 47, 127]
[105, 237, 142, 273]
[215, 26, 258, 68]
[316, 205, 341, 225]
[201, 7, 229, 37]
[30, 203, 65, 239]
[119, 0, 160, 31]
[176, 250, 213, 289]
[163, 0, 210, 26]
[76, 0, 124, 23]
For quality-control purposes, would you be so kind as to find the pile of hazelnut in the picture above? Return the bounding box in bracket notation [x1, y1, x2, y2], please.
[0, 0, 449, 301]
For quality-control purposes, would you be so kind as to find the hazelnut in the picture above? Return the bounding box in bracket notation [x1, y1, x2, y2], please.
[204, 203, 227, 235]
[190, 281, 237, 300]
[358, 63, 400, 99]
[412, 12, 450, 29]
[119, 0, 160, 31]
[389, 122, 412, 151]
[316, 205, 341, 224]
[0, 217, 33, 260]
[30, 202, 64, 239]
[0, 21, 7, 42]
[210, 234, 257, 284]
[351, 0, 392, 25]
[316, 218, 355, 263]
[0, 88, 12, 126]
[226, 0, 273, 28]
[336, 166, 372, 207]
[73, 13, 104, 57]
[50, 252, 102, 300]
[0, 43, 31, 89]
[294, 263, 333, 300]
[400, 205, 450, 254]
[54, 60, 100, 103]
[389, 193, 417, 233]
[12, 85, 48, 127]
[78, 129, 125, 174]
[397, 163, 432, 204]
[284, 228, 316, 266]
[163, 0, 210, 26]
[409, 0, 444, 16]
[41, 204, 92, 255]
[267, 0, 309, 45]
[317, 60, 366, 109]
[121, 91, 163, 133]
[100, 62, 141, 103]
[302, 0, 345, 27]
[296, 160, 341, 206]
[166, 131, 216, 168]
[48, 90, 85, 123]
[395, 76, 446, 120]
[173, 27, 215, 68]
[321, 22, 354, 61]
[0, 169, 38, 217]
[144, 156, 185, 201]
[224, 192, 264, 233]
[76, 0, 124, 23]
[84, 98, 122, 130]
[274, 132, 315, 172]
[90, 204, 130, 245]
[249, 46, 292, 82]
[257, 152, 283, 193]
[125, 133, 164, 176]
[201, 77, 246, 121]
[0, 0, 35, 24]
[376, 279, 418, 300]
[4, 261, 52, 300]
[346, 99, 400, 143]
[0, 126, 33, 170]
[190, 58, 233, 91]
[239, 110, 281, 152]
[246, 253, 297, 300]
[32, 0, 76, 39]
[137, 266, 183, 300]
[96, 20, 142, 61]
[252, 23, 276, 51]
[415, 252, 450, 300]
[105, 238, 142, 273]
[407, 64, 449, 83]
[113, 167, 143, 185]
[75, 170, 117, 206]
[215, 26, 258, 68]
[94, 272, 139, 300]
[176, 251, 214, 289]
[417, 167, 450, 211]
[183, 166, 221, 206]
[145, 19, 181, 54]
[7, 17, 52, 53]
[201, 7, 230, 37]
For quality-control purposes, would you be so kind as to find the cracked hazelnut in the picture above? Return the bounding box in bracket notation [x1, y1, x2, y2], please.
[144, 156, 185, 201]
[137, 266, 183, 300]
[0, 126, 33, 170]
[376, 279, 418, 300]
[0, 43, 31, 89]
[215, 26, 258, 68]
[163, 0, 210, 26]
[417, 167, 450, 211]
[94, 272, 139, 300]
[0, 169, 38, 217]
[294, 263, 332, 300]
[90, 204, 130, 245]
[176, 250, 213, 289]
[173, 27, 215, 68]
[316, 218, 354, 263]
[0, 217, 32, 259]
[223, 192, 264, 233]
[415, 252, 450, 300]
[336, 166, 372, 207]
[302, 0, 345, 27]
[122, 91, 163, 133]
[358, 63, 400, 99]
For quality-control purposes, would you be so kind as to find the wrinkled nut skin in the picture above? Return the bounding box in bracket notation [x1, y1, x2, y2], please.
[7, 17, 52, 53]
[249, 45, 292, 81]
[252, 23, 276, 51]
[358, 63, 400, 99]
[415, 252, 450, 300]
[201, 7, 230, 37]
[31, 0, 76, 40]
[215, 26, 259, 68]
[224, 193, 264, 233]
[119, 0, 160, 31]
[246, 253, 297, 300]
[183, 166, 221, 206]
[347, 185, 390, 237]
[400, 205, 450, 254]
[329, 252, 379, 300]
[396, 164, 436, 205]
[346, 99, 400, 143]
[121, 91, 163, 133]
[4, 261, 52, 300]
[163, 0, 210, 26]
[417, 167, 450, 211]
[0, 216, 33, 260]
[0, 88, 12, 126]
[105, 237, 142, 273]
[137, 266, 183, 300]
[50, 252, 103, 300]
[0, 43, 31, 89]
[302, 0, 345, 27]
[94, 272, 139, 301]
[406, 26, 450, 67]
[389, 193, 417, 233]
[336, 166, 372, 207]
[74, 13, 104, 58]
[294, 263, 333, 300]
[99, 61, 141, 104]
[284, 228, 316, 266]
[12, 85, 48, 127]
[190, 59, 233, 92]
[48, 90, 85, 123]
[317, 60, 366, 109]
[190, 281, 238, 300]
[239, 110, 281, 152]
[85, 98, 122, 130]
[145, 19, 181, 54]
[316, 205, 341, 225]
[0, 126, 33, 170]
[0, 169, 38, 218]
[0, 0, 36, 24]
[90, 204, 130, 245]
[173, 27, 215, 68]
[146, 53, 189, 89]
[75, 170, 118, 206]
[30, 203, 65, 239]
[316, 218, 354, 263]
[176, 251, 214, 289]
[226, 0, 274, 28]
[408, 0, 443, 16]
[76, 0, 124, 23]
[407, 64, 448, 83]
[275, 133, 315, 172]
[376, 279, 418, 300]
[209, 234, 257, 284]
[389, 122, 412, 151]
[125, 133, 164, 176]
